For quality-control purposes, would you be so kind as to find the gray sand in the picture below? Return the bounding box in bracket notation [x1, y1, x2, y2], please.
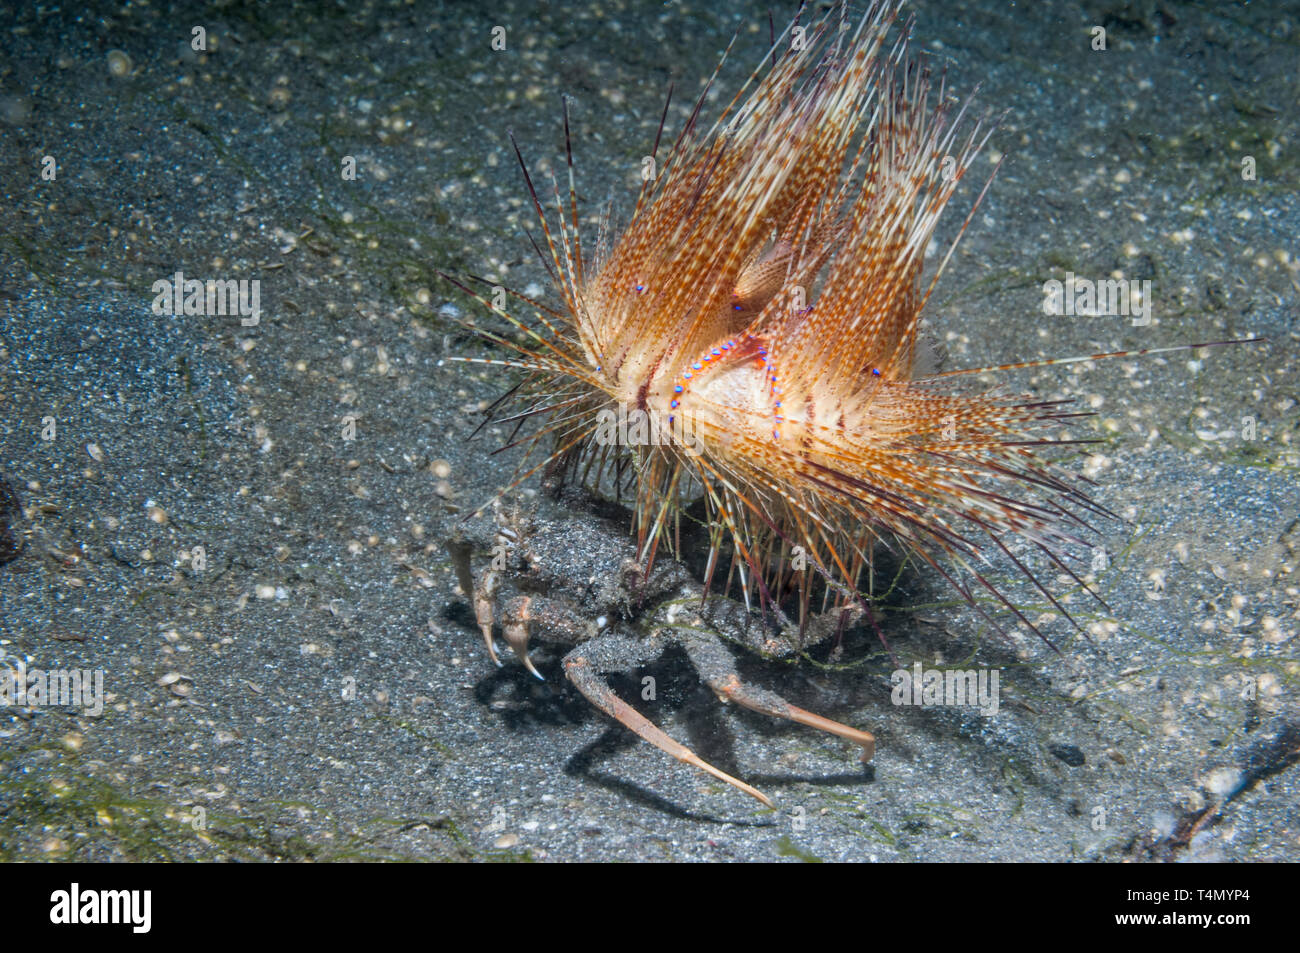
[0, 0, 1296, 861]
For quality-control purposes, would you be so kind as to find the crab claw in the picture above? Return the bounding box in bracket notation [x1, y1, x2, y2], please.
[446, 536, 503, 668]
[503, 597, 543, 681]
[474, 574, 503, 668]
[479, 625, 503, 668]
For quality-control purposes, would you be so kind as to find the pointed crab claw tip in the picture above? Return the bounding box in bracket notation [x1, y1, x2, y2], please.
[504, 599, 541, 679]
[481, 628, 503, 667]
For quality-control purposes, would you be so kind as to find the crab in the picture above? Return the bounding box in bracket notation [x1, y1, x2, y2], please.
[446, 492, 876, 807]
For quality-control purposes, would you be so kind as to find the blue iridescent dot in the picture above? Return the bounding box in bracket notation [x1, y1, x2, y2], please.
[733, 305, 742, 311]
[635, 284, 644, 292]
[711, 349, 720, 356]
[683, 371, 692, 379]
[774, 401, 781, 407]
[668, 416, 675, 425]
[773, 430, 780, 440]
[674, 385, 683, 394]
[670, 399, 679, 409]
[872, 368, 882, 377]
[692, 363, 702, 370]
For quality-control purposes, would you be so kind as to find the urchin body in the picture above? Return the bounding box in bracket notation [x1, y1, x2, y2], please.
[448, 492, 875, 806]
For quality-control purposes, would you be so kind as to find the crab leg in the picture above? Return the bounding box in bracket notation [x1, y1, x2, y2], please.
[677, 627, 875, 762]
[712, 674, 875, 761]
[501, 596, 544, 680]
[447, 537, 503, 667]
[563, 636, 774, 807]
[474, 571, 503, 667]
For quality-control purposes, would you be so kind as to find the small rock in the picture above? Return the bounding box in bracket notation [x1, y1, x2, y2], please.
[1049, 743, 1086, 767]
[106, 50, 133, 78]
[1203, 766, 1242, 798]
